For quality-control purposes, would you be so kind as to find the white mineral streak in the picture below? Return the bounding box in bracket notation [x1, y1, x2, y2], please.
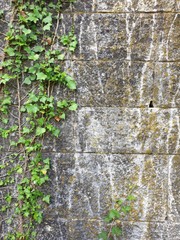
[92, 0, 97, 12]
[125, 14, 139, 78]
[78, 14, 84, 56]
[67, 154, 80, 210]
[139, 14, 156, 104]
[53, 153, 61, 208]
[166, 14, 177, 60]
[175, 114, 180, 153]
[136, 155, 151, 220]
[157, 64, 164, 105]
[85, 113, 106, 152]
[125, 0, 133, 81]
[168, 155, 176, 221]
[158, 31, 165, 61]
[177, 0, 180, 9]
[125, 0, 133, 11]
[75, 154, 94, 216]
[167, 109, 174, 153]
[67, 181, 74, 210]
[91, 14, 104, 93]
[107, 159, 116, 204]
[136, 0, 157, 11]
[171, 63, 180, 107]
[93, 162, 101, 214]
[167, 109, 179, 220]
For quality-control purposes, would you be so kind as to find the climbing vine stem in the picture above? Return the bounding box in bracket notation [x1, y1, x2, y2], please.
[0, 0, 77, 239]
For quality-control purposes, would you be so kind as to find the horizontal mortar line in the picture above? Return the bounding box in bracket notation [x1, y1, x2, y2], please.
[4, 104, 180, 109]
[78, 107, 180, 109]
[1, 151, 179, 156]
[2, 56, 180, 63]
[63, 59, 180, 63]
[44, 217, 177, 224]
[73, 151, 180, 156]
[65, 11, 180, 14]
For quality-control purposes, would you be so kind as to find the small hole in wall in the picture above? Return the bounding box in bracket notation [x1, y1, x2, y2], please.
[149, 101, 154, 108]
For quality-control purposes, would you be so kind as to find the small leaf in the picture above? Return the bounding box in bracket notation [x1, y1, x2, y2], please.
[127, 195, 136, 201]
[29, 53, 39, 61]
[2, 118, 8, 124]
[108, 209, 120, 220]
[5, 47, 15, 56]
[43, 23, 51, 31]
[33, 45, 44, 52]
[22, 28, 31, 35]
[41, 169, 47, 175]
[42, 195, 50, 204]
[111, 226, 122, 236]
[22, 127, 31, 134]
[36, 127, 46, 136]
[52, 128, 60, 137]
[17, 167, 23, 174]
[26, 104, 39, 114]
[58, 54, 65, 60]
[98, 231, 108, 240]
[57, 100, 68, 108]
[36, 72, 47, 80]
[23, 77, 32, 85]
[60, 113, 65, 119]
[67, 80, 76, 90]
[122, 205, 131, 213]
[43, 14, 52, 24]
[69, 102, 78, 111]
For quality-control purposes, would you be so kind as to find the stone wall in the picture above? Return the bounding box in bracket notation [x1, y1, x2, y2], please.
[0, 0, 180, 239]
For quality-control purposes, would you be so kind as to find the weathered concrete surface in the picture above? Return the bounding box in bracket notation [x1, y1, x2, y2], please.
[75, 108, 180, 154]
[72, 13, 180, 61]
[72, 0, 179, 12]
[0, 0, 180, 239]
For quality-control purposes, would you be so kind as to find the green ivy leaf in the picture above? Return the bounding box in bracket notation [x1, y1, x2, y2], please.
[22, 28, 31, 35]
[33, 45, 44, 52]
[43, 24, 51, 31]
[2, 118, 8, 124]
[43, 14, 52, 24]
[111, 226, 122, 236]
[0, 74, 14, 84]
[122, 205, 131, 214]
[52, 128, 60, 137]
[108, 209, 120, 220]
[42, 195, 50, 204]
[98, 231, 108, 240]
[26, 104, 39, 114]
[127, 195, 136, 201]
[57, 54, 65, 60]
[23, 77, 32, 85]
[22, 127, 31, 134]
[5, 47, 15, 56]
[17, 167, 23, 174]
[36, 127, 46, 136]
[67, 80, 76, 90]
[57, 100, 68, 108]
[69, 102, 78, 111]
[29, 53, 39, 61]
[36, 72, 47, 80]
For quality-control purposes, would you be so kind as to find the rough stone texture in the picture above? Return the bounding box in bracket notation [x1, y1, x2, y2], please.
[0, 0, 180, 240]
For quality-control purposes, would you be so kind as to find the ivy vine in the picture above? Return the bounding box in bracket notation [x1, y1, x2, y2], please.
[0, 0, 77, 239]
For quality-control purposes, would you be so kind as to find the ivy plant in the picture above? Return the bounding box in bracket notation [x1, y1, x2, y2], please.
[98, 194, 136, 240]
[0, 0, 77, 239]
